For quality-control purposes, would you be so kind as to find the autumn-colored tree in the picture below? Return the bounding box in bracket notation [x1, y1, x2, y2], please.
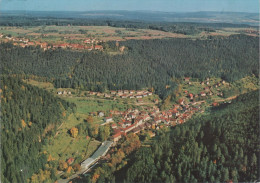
[92, 167, 105, 182]
[70, 127, 78, 138]
[111, 149, 125, 166]
[30, 174, 38, 183]
[86, 116, 94, 123]
[21, 119, 27, 128]
[58, 160, 68, 171]
[73, 163, 81, 172]
[66, 166, 73, 174]
[121, 133, 141, 155]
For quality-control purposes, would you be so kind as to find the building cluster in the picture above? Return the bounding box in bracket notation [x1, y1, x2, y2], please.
[184, 77, 225, 100]
[108, 100, 203, 142]
[57, 90, 72, 95]
[0, 34, 103, 51]
[89, 90, 153, 99]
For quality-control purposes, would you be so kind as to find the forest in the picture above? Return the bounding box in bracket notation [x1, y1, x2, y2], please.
[0, 76, 76, 183]
[0, 34, 259, 99]
[0, 13, 254, 35]
[87, 89, 259, 183]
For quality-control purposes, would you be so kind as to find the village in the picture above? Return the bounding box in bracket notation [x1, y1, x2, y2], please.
[80, 77, 229, 143]
[0, 33, 104, 51]
[55, 77, 229, 147]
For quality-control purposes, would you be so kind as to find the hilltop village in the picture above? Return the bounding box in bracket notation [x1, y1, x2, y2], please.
[0, 33, 104, 51]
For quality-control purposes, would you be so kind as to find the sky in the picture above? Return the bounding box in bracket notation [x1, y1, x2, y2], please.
[0, 0, 259, 13]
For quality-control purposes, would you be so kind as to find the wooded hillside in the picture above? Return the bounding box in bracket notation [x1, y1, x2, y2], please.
[0, 34, 258, 99]
[0, 76, 75, 183]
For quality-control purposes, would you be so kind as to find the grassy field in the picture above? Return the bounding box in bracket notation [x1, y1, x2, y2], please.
[0, 25, 187, 43]
[23, 79, 55, 90]
[42, 113, 101, 162]
[1, 25, 258, 44]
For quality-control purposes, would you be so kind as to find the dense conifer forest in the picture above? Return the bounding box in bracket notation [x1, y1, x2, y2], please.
[0, 34, 258, 99]
[90, 90, 259, 183]
[0, 76, 76, 183]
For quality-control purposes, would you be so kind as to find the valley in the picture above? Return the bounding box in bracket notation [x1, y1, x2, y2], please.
[20, 74, 258, 182]
[0, 10, 259, 183]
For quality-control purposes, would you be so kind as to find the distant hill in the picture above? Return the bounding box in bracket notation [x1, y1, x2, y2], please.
[0, 10, 259, 26]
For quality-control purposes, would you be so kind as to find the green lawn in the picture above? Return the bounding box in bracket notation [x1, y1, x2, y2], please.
[43, 113, 101, 161]
[65, 97, 132, 114]
[23, 79, 55, 90]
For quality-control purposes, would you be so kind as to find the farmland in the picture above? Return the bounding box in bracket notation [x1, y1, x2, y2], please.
[1, 25, 259, 52]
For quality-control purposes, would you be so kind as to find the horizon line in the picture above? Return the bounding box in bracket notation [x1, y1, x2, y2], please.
[0, 9, 259, 14]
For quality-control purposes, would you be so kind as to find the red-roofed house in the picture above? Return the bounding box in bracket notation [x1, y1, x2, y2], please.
[113, 132, 121, 142]
[200, 92, 206, 97]
[184, 77, 190, 82]
[111, 123, 117, 129]
[67, 157, 75, 165]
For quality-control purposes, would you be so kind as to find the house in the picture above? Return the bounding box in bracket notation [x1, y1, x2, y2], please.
[111, 123, 117, 129]
[136, 91, 143, 95]
[104, 94, 111, 98]
[121, 95, 127, 99]
[184, 77, 190, 82]
[129, 96, 135, 99]
[68, 91, 72, 95]
[110, 91, 116, 95]
[143, 115, 151, 121]
[204, 87, 210, 92]
[135, 118, 143, 125]
[117, 90, 123, 96]
[136, 95, 143, 99]
[200, 92, 206, 97]
[137, 99, 143, 103]
[189, 93, 193, 99]
[123, 90, 129, 94]
[129, 113, 136, 119]
[113, 132, 121, 142]
[95, 45, 103, 50]
[57, 91, 62, 95]
[212, 102, 219, 107]
[154, 107, 160, 113]
[154, 99, 159, 103]
[67, 157, 75, 165]
[63, 91, 67, 95]
[98, 112, 105, 117]
[132, 127, 141, 134]
[27, 42, 35, 46]
[89, 92, 96, 95]
[129, 90, 135, 94]
[201, 81, 205, 85]
[123, 124, 136, 133]
[154, 117, 161, 124]
[125, 121, 132, 127]
[178, 99, 184, 105]
[104, 117, 113, 123]
[148, 92, 152, 96]
[143, 94, 148, 97]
